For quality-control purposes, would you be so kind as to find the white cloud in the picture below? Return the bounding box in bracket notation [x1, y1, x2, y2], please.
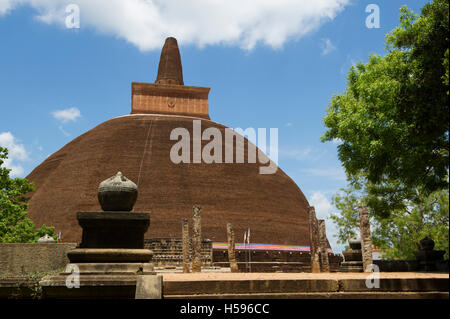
[285, 122, 293, 127]
[331, 137, 343, 144]
[309, 191, 345, 253]
[0, 0, 16, 15]
[320, 38, 336, 55]
[310, 191, 332, 219]
[1, 0, 349, 50]
[301, 167, 346, 181]
[51, 107, 81, 123]
[0, 131, 30, 177]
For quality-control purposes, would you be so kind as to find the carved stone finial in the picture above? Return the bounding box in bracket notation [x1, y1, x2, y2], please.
[98, 172, 138, 211]
[38, 234, 55, 243]
[348, 236, 362, 250]
[418, 236, 435, 251]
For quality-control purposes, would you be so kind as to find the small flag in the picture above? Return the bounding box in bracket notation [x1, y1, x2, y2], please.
[244, 231, 247, 245]
[247, 228, 250, 244]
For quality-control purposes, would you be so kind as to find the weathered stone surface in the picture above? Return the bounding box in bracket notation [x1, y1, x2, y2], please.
[161, 273, 449, 299]
[311, 253, 321, 273]
[358, 206, 373, 272]
[71, 262, 154, 274]
[308, 206, 321, 273]
[97, 172, 138, 212]
[40, 248, 156, 298]
[340, 278, 450, 292]
[182, 219, 190, 273]
[135, 275, 163, 299]
[318, 219, 330, 272]
[164, 279, 340, 296]
[192, 205, 202, 272]
[77, 212, 150, 249]
[39, 274, 140, 299]
[145, 238, 212, 266]
[226, 223, 239, 273]
[0, 243, 77, 277]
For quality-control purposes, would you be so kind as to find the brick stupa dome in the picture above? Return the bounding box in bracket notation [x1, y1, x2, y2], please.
[26, 37, 321, 247]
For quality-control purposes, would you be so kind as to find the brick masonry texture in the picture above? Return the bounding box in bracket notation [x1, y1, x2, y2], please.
[131, 83, 210, 119]
[24, 36, 332, 251]
[25, 114, 317, 247]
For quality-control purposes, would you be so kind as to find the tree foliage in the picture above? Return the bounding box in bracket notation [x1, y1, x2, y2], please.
[330, 184, 449, 260]
[0, 147, 54, 242]
[322, 0, 449, 217]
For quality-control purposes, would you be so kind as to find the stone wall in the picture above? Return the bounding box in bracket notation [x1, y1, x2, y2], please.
[0, 243, 77, 277]
[144, 238, 212, 266]
[213, 250, 343, 272]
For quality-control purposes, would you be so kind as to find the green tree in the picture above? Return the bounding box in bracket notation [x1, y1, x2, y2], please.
[322, 0, 449, 217]
[330, 185, 449, 260]
[0, 147, 54, 242]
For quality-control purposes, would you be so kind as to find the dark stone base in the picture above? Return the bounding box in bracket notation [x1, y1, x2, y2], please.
[340, 261, 363, 272]
[77, 212, 150, 249]
[40, 274, 155, 299]
[68, 248, 153, 263]
[342, 249, 363, 262]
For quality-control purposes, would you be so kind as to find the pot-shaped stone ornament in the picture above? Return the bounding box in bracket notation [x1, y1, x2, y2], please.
[418, 236, 435, 251]
[348, 237, 362, 250]
[98, 172, 138, 211]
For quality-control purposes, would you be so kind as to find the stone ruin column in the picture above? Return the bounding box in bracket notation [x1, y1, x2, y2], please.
[318, 219, 330, 272]
[308, 206, 321, 273]
[226, 223, 239, 273]
[358, 206, 373, 272]
[191, 205, 202, 273]
[182, 218, 190, 273]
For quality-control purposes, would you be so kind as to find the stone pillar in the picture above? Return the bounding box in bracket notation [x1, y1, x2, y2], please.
[191, 205, 202, 273]
[182, 218, 190, 273]
[358, 206, 373, 272]
[226, 223, 239, 273]
[312, 248, 321, 273]
[308, 206, 321, 273]
[318, 219, 330, 272]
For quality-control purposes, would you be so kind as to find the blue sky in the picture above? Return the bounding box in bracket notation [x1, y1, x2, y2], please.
[0, 0, 430, 252]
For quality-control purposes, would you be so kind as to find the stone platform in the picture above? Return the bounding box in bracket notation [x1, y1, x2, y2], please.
[38, 208, 160, 299]
[161, 272, 449, 299]
[39, 248, 159, 299]
[1, 272, 448, 299]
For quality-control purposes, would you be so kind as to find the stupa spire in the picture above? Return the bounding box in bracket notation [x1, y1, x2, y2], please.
[155, 37, 184, 85]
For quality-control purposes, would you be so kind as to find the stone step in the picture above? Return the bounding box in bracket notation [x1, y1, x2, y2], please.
[164, 291, 449, 299]
[163, 277, 449, 297]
